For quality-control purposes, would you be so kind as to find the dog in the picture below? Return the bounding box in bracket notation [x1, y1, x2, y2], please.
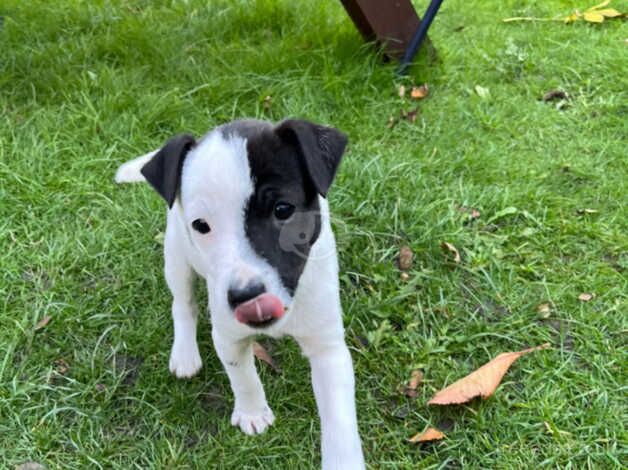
[115, 119, 365, 469]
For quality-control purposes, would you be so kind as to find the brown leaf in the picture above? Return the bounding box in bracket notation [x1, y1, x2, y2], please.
[398, 245, 414, 271]
[578, 292, 594, 302]
[406, 109, 418, 123]
[428, 343, 550, 405]
[400, 369, 424, 397]
[54, 359, 69, 375]
[408, 427, 445, 443]
[543, 90, 568, 102]
[34, 315, 52, 331]
[252, 341, 280, 373]
[440, 242, 461, 263]
[410, 84, 429, 99]
[398, 84, 406, 98]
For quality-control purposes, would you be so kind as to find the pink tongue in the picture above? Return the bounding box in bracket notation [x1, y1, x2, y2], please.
[234, 293, 285, 324]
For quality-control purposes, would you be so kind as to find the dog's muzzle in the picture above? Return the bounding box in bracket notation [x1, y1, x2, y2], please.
[228, 282, 285, 328]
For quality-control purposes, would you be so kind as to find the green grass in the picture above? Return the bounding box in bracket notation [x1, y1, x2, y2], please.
[1, 0, 626, 468]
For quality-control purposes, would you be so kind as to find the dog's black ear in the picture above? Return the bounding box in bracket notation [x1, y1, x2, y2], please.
[140, 134, 196, 208]
[275, 120, 348, 197]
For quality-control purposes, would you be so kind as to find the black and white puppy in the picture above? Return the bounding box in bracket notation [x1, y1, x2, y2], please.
[115, 119, 365, 469]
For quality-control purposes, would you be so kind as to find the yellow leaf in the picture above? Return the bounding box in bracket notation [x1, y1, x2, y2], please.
[597, 8, 622, 17]
[583, 11, 605, 22]
[564, 13, 580, 23]
[587, 0, 611, 11]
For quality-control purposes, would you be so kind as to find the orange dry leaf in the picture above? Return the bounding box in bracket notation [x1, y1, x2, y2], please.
[428, 343, 550, 405]
[252, 341, 280, 373]
[411, 84, 429, 99]
[408, 427, 445, 443]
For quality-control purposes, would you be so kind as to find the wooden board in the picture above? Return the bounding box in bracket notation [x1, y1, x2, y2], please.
[340, 0, 422, 59]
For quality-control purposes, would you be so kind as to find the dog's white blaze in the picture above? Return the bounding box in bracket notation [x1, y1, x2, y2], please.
[174, 131, 291, 336]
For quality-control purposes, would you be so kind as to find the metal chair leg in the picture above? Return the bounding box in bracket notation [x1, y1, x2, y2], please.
[398, 0, 445, 75]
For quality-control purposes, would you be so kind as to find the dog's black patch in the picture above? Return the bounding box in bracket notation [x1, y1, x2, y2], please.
[141, 134, 196, 208]
[228, 119, 346, 295]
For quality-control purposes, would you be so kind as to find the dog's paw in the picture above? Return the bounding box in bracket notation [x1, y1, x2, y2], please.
[169, 341, 202, 378]
[231, 406, 275, 435]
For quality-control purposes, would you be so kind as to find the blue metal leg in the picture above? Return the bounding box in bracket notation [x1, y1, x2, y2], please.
[398, 0, 445, 75]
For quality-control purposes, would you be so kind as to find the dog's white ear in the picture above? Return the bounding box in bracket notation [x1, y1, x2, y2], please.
[275, 120, 348, 197]
[141, 134, 196, 208]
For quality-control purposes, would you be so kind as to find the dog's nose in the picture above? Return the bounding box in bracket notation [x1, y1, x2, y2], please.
[228, 281, 266, 309]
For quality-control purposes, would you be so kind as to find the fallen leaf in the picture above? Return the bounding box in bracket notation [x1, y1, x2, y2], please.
[440, 242, 461, 263]
[410, 84, 429, 99]
[408, 427, 445, 443]
[34, 315, 52, 331]
[583, 11, 604, 22]
[398, 245, 414, 271]
[589, 0, 611, 9]
[475, 85, 490, 98]
[428, 343, 550, 405]
[398, 85, 406, 98]
[564, 12, 580, 23]
[537, 303, 551, 318]
[54, 359, 69, 375]
[252, 341, 280, 373]
[578, 292, 594, 302]
[543, 90, 568, 102]
[406, 109, 418, 123]
[506, 1, 624, 23]
[400, 369, 424, 397]
[595, 8, 622, 17]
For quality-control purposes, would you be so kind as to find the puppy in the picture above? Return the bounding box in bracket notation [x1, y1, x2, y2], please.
[115, 119, 365, 469]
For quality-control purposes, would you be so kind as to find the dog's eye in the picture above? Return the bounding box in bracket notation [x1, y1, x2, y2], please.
[191, 218, 211, 234]
[274, 202, 295, 221]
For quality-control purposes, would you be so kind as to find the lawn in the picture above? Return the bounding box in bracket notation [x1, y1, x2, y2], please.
[1, 0, 626, 468]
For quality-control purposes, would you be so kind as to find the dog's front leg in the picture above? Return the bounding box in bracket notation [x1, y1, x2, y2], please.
[164, 227, 202, 378]
[299, 338, 365, 470]
[212, 332, 275, 435]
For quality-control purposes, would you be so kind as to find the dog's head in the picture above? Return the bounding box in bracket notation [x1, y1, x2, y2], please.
[141, 119, 347, 329]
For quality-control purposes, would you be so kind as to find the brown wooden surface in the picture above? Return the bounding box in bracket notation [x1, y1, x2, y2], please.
[340, 0, 421, 59]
